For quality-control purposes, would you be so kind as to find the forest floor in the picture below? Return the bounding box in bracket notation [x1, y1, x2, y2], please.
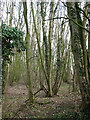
[2, 81, 81, 119]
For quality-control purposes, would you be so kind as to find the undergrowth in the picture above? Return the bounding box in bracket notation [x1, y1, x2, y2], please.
[53, 110, 90, 120]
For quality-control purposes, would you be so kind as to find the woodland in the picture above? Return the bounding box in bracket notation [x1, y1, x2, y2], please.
[0, 1, 90, 119]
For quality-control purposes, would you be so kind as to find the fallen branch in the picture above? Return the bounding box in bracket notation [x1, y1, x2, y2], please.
[34, 85, 48, 96]
[25, 85, 48, 103]
[34, 88, 43, 96]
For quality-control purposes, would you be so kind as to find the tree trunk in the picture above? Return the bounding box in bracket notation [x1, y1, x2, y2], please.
[48, 2, 54, 97]
[67, 2, 90, 113]
[23, 2, 34, 104]
[88, 2, 90, 82]
[0, 25, 2, 95]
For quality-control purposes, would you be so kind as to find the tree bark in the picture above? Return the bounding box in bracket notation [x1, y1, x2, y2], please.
[48, 2, 54, 97]
[23, 2, 34, 104]
[67, 2, 90, 113]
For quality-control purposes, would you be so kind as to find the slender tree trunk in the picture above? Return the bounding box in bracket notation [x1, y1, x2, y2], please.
[52, 21, 67, 95]
[9, 2, 14, 27]
[31, 2, 48, 95]
[52, 28, 60, 95]
[88, 2, 90, 82]
[48, 2, 54, 97]
[41, 3, 49, 84]
[0, 23, 2, 95]
[23, 2, 34, 103]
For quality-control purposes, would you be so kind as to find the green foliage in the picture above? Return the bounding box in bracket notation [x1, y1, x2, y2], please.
[1, 21, 26, 92]
[1, 22, 26, 64]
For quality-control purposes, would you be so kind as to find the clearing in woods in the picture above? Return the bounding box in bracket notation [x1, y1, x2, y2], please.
[2, 82, 81, 118]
